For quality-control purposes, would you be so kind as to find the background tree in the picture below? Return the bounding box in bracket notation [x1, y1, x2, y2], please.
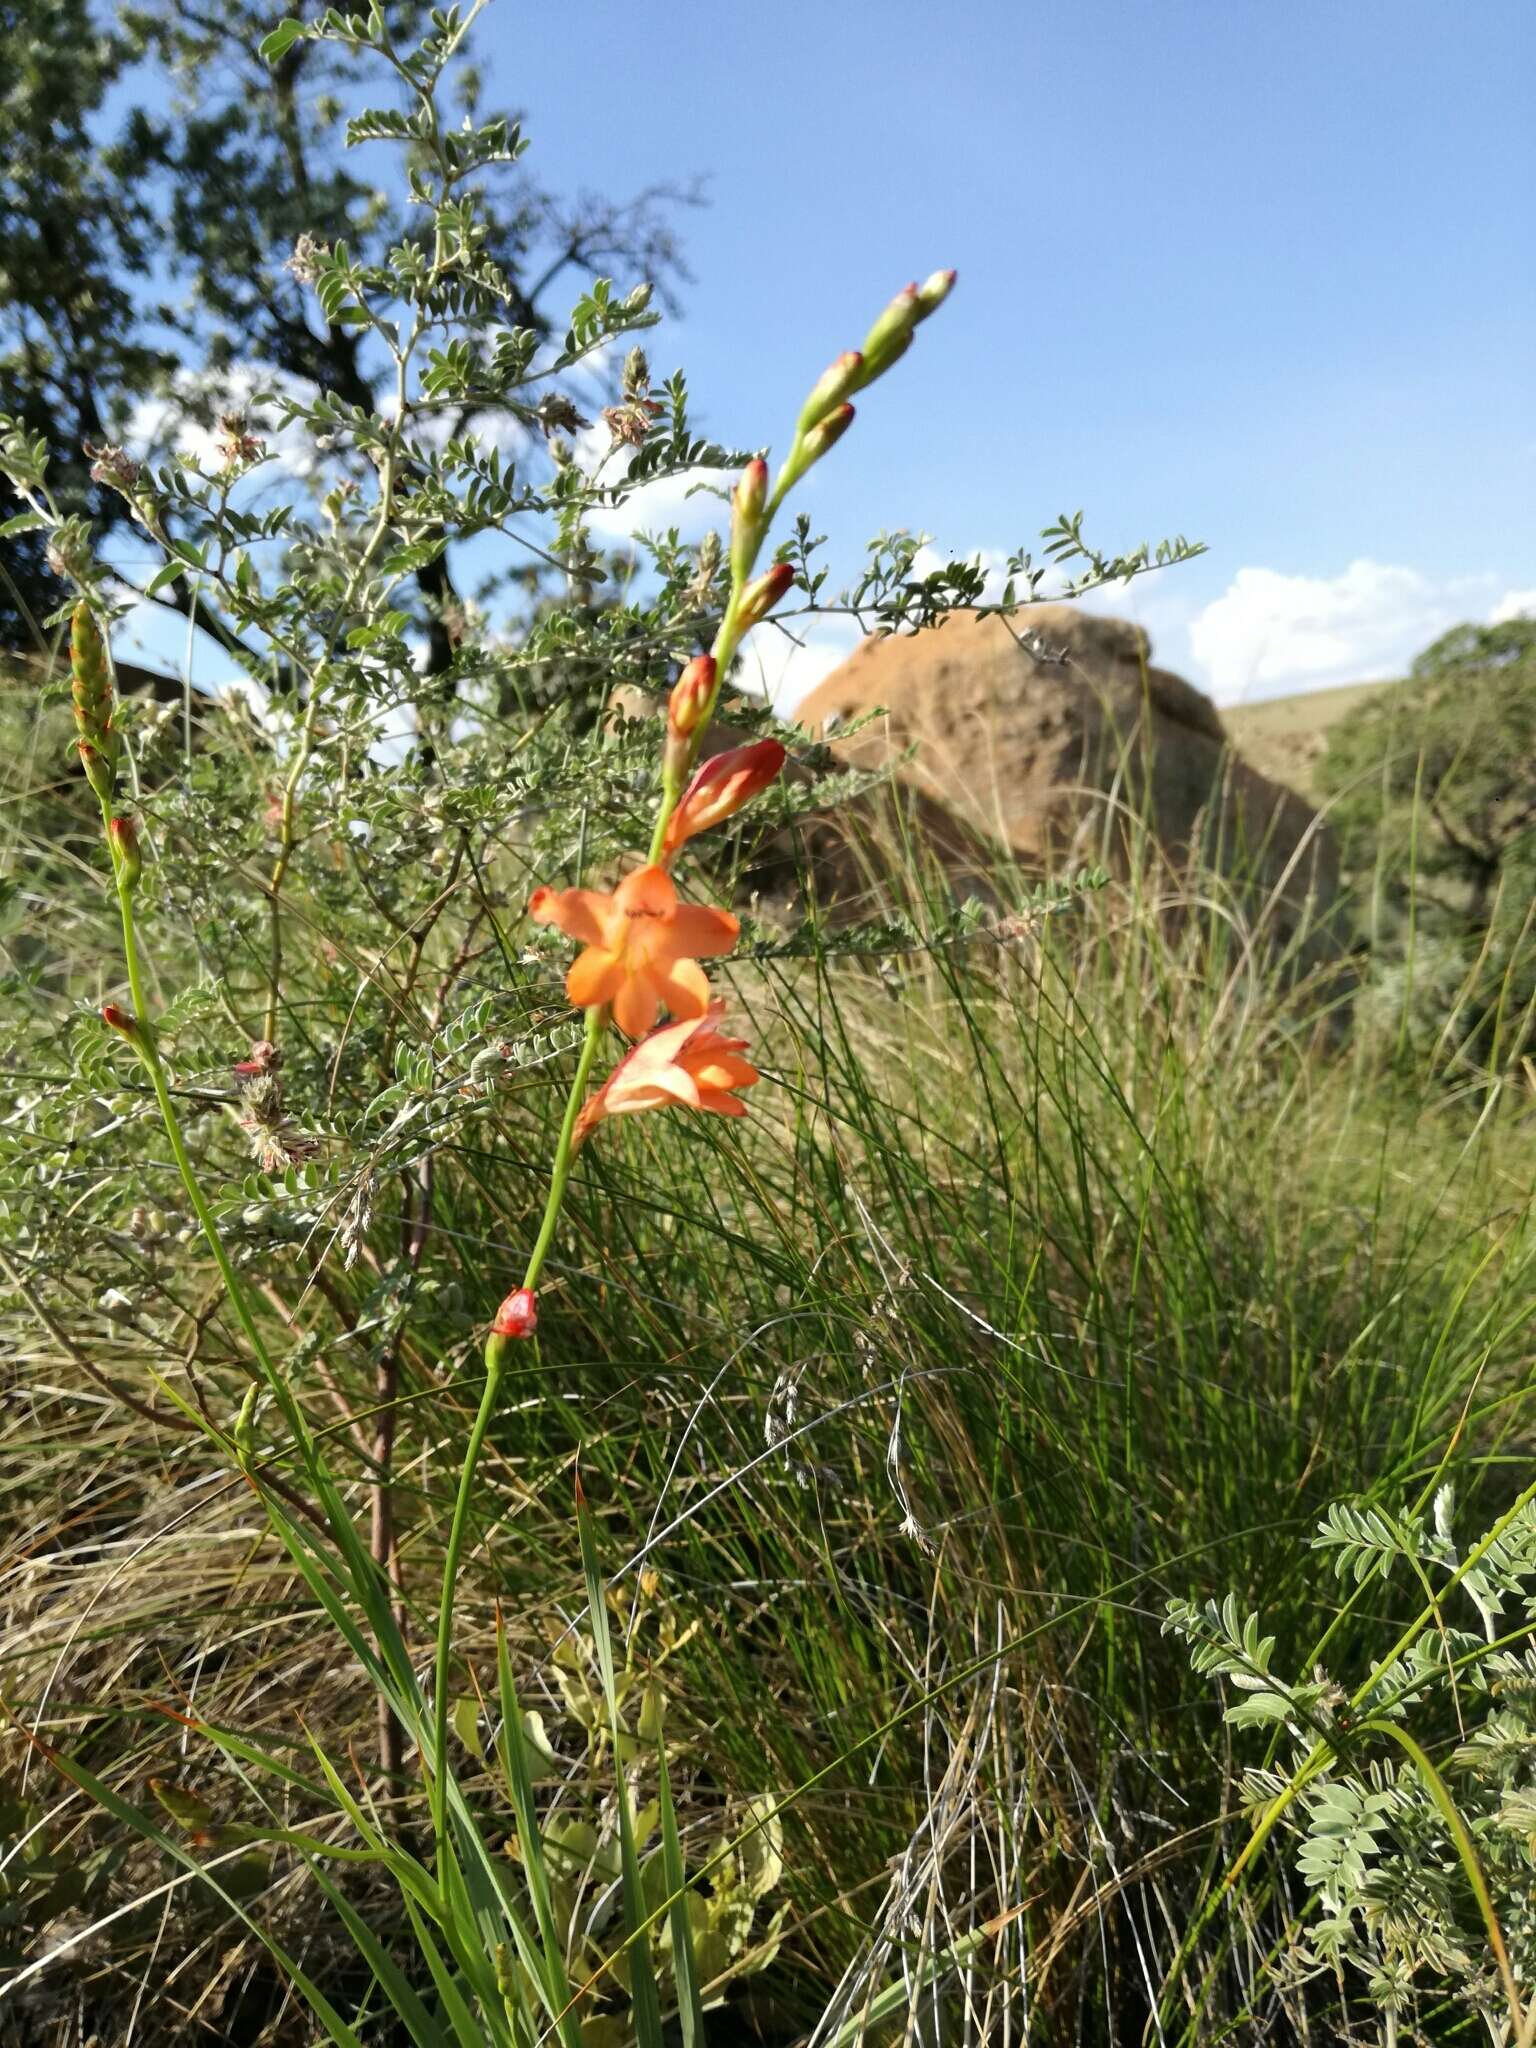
[1319, 616, 1536, 1068]
[0, 0, 173, 645]
[0, 0, 696, 664]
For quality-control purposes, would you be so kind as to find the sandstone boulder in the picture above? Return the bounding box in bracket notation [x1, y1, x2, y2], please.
[792, 604, 1339, 951]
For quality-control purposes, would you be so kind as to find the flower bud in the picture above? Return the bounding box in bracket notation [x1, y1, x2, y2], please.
[857, 283, 920, 380]
[798, 401, 854, 467]
[485, 1284, 538, 1367]
[730, 457, 769, 583]
[100, 1002, 150, 1053]
[76, 740, 116, 805]
[914, 267, 957, 320]
[662, 738, 787, 858]
[493, 1286, 538, 1338]
[108, 815, 141, 889]
[796, 350, 864, 438]
[736, 561, 794, 633]
[667, 654, 717, 741]
[70, 602, 114, 742]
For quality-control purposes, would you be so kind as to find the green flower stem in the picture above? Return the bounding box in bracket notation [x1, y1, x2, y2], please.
[96, 800, 362, 1570]
[102, 800, 282, 1390]
[642, 419, 817, 868]
[428, 1002, 607, 1882]
[432, 406, 812, 1874]
[518, 1006, 609, 1294]
[645, 589, 744, 867]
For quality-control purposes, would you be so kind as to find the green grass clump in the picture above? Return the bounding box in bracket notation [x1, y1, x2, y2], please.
[3, 656, 1532, 2040]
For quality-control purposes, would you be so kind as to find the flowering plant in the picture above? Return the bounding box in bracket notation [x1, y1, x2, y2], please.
[1, 0, 971, 2029]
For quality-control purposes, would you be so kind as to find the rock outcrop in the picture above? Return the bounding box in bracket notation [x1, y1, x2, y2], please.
[791, 604, 1339, 950]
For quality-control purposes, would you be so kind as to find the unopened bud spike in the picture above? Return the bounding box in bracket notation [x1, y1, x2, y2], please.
[730, 458, 769, 584]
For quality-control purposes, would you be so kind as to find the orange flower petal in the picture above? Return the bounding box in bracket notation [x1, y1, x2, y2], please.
[614, 864, 676, 919]
[613, 973, 662, 1039]
[668, 901, 740, 957]
[651, 956, 712, 1020]
[695, 1051, 758, 1093]
[530, 885, 611, 947]
[567, 946, 622, 1009]
[613, 1066, 702, 1112]
[624, 1014, 700, 1072]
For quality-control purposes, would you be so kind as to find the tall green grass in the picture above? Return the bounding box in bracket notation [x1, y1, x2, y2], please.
[2, 671, 1533, 2041]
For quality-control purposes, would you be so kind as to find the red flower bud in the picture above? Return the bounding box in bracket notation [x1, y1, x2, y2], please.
[736, 561, 795, 633]
[796, 351, 864, 438]
[662, 738, 787, 858]
[492, 1287, 538, 1339]
[101, 1002, 150, 1053]
[730, 457, 770, 582]
[667, 654, 716, 741]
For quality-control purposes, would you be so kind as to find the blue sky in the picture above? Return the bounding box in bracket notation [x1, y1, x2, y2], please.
[118, 0, 1534, 709]
[476, 0, 1534, 705]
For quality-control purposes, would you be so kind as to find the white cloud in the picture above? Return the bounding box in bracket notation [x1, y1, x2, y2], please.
[582, 462, 730, 543]
[1187, 560, 1499, 704]
[1491, 588, 1536, 625]
[126, 364, 324, 480]
[569, 420, 731, 544]
[737, 614, 863, 715]
[908, 540, 1016, 603]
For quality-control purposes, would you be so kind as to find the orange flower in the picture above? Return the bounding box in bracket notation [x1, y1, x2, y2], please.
[575, 1001, 760, 1145]
[661, 738, 786, 860]
[529, 864, 738, 1038]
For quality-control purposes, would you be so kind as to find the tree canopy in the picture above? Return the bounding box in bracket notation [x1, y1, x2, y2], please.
[1319, 616, 1536, 1068]
[0, 0, 694, 656]
[1319, 618, 1536, 917]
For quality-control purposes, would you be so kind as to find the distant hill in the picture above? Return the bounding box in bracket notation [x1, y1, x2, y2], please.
[1222, 677, 1393, 801]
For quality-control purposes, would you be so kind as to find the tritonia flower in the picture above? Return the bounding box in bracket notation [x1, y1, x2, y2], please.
[575, 1001, 760, 1146]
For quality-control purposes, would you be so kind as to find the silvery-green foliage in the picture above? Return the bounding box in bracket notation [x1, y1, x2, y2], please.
[1169, 1484, 1536, 2033]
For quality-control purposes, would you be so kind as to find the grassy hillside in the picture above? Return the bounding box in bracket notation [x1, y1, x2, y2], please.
[1223, 675, 1391, 797]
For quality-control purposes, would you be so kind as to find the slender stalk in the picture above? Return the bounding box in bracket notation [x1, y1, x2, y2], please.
[646, 590, 743, 865]
[428, 1005, 606, 1880]
[104, 798, 282, 1389]
[519, 1007, 609, 1294]
[93, 789, 364, 1573]
[424, 375, 835, 1880]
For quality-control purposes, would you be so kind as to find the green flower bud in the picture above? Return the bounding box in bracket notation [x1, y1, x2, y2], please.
[730, 457, 769, 583]
[70, 602, 118, 800]
[796, 350, 864, 438]
[108, 815, 142, 889]
[858, 283, 920, 381]
[914, 267, 957, 320]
